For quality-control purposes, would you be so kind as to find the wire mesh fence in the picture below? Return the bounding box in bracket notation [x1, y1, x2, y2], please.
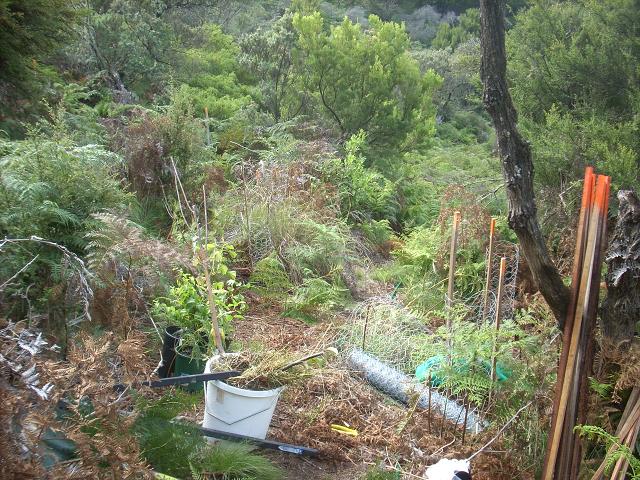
[340, 239, 520, 376]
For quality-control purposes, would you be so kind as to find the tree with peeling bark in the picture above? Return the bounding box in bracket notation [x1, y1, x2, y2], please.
[478, 0, 570, 327]
[600, 190, 640, 345]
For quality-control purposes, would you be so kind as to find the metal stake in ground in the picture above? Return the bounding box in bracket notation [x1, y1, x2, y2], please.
[482, 218, 497, 321]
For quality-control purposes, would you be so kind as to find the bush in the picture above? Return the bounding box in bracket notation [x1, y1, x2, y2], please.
[133, 392, 282, 479]
[0, 136, 129, 249]
[321, 131, 395, 224]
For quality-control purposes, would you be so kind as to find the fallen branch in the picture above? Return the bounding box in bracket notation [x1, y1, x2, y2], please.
[466, 400, 533, 461]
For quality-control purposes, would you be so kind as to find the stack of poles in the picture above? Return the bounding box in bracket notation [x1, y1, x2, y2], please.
[590, 386, 640, 479]
[542, 167, 611, 480]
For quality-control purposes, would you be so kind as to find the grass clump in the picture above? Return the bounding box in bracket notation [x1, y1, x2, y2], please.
[132, 392, 283, 479]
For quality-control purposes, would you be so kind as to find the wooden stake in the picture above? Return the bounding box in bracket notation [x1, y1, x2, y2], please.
[543, 172, 608, 480]
[590, 398, 640, 480]
[482, 218, 496, 321]
[490, 257, 507, 385]
[565, 176, 609, 478]
[446, 211, 461, 316]
[542, 168, 595, 480]
[204, 107, 211, 146]
[201, 186, 225, 355]
[569, 177, 610, 479]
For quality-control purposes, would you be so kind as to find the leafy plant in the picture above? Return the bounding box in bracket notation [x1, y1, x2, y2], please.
[321, 131, 395, 223]
[249, 255, 294, 300]
[151, 245, 246, 359]
[284, 277, 349, 323]
[133, 392, 282, 479]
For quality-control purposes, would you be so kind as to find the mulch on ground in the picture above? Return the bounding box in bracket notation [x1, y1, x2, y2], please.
[227, 300, 532, 480]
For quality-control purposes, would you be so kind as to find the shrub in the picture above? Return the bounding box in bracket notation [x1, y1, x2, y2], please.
[0, 136, 128, 249]
[116, 90, 209, 198]
[133, 392, 282, 479]
[249, 255, 294, 300]
[283, 277, 349, 323]
[321, 131, 395, 224]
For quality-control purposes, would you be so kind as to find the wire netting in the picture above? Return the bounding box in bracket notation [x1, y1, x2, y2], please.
[340, 241, 520, 375]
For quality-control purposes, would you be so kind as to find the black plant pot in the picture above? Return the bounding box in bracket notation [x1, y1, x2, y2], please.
[157, 326, 181, 378]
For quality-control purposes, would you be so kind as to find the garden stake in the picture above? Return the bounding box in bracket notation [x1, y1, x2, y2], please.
[446, 211, 461, 363]
[462, 393, 469, 445]
[542, 168, 610, 480]
[362, 304, 371, 351]
[439, 396, 449, 438]
[427, 372, 432, 434]
[590, 397, 640, 480]
[482, 218, 496, 321]
[490, 257, 507, 386]
[446, 211, 461, 315]
[543, 167, 594, 479]
[201, 186, 225, 355]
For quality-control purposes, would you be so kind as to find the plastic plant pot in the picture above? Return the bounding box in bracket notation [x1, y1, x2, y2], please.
[174, 346, 206, 392]
[202, 356, 283, 440]
[157, 326, 181, 378]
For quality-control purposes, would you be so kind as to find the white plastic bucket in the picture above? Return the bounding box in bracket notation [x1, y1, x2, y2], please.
[202, 356, 283, 440]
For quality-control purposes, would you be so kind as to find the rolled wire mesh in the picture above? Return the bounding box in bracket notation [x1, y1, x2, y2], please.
[339, 240, 519, 432]
[340, 295, 430, 373]
[346, 348, 485, 432]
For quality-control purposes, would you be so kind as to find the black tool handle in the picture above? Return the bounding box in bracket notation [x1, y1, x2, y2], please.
[114, 370, 241, 392]
[200, 427, 318, 456]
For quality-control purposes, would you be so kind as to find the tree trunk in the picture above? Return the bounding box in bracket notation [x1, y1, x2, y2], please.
[479, 0, 570, 327]
[600, 190, 640, 345]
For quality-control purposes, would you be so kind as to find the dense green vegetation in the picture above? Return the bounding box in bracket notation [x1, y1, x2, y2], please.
[1, 0, 638, 478]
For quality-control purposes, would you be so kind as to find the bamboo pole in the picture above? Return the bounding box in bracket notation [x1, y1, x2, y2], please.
[482, 218, 497, 321]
